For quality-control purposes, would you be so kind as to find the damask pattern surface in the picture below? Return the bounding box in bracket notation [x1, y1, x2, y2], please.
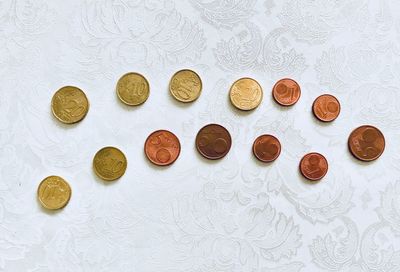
[1, 0, 400, 271]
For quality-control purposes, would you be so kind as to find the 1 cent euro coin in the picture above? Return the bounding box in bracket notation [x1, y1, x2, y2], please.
[312, 94, 341, 122]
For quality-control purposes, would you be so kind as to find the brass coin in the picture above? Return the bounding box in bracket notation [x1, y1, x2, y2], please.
[51, 86, 89, 124]
[93, 147, 127, 181]
[169, 69, 202, 102]
[229, 77, 263, 110]
[116, 72, 150, 106]
[37, 176, 71, 210]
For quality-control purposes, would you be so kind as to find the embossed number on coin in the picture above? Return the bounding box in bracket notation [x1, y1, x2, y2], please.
[51, 86, 89, 124]
[169, 69, 202, 103]
[299, 152, 328, 181]
[312, 94, 341, 122]
[229, 77, 263, 110]
[144, 130, 181, 166]
[116, 72, 150, 106]
[37, 176, 71, 210]
[93, 147, 127, 181]
[348, 125, 385, 161]
[195, 124, 232, 160]
[272, 78, 301, 106]
[252, 134, 281, 163]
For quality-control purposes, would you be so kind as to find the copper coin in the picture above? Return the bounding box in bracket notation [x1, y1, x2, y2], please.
[299, 152, 328, 181]
[272, 78, 301, 106]
[348, 125, 385, 161]
[252, 134, 281, 163]
[144, 130, 181, 166]
[195, 124, 232, 160]
[312, 94, 341, 122]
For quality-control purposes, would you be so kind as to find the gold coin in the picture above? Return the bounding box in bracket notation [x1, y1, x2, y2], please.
[51, 86, 89, 124]
[93, 146, 127, 181]
[37, 176, 71, 210]
[169, 69, 202, 102]
[116, 72, 150, 106]
[229, 77, 263, 110]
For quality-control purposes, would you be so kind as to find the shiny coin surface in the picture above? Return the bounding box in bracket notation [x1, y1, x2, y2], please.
[144, 130, 181, 166]
[299, 152, 328, 181]
[272, 78, 301, 106]
[312, 94, 341, 122]
[93, 147, 127, 181]
[169, 69, 202, 102]
[37, 176, 71, 210]
[196, 124, 232, 160]
[51, 86, 89, 124]
[229, 77, 263, 110]
[348, 125, 385, 161]
[116, 72, 150, 106]
[252, 134, 281, 163]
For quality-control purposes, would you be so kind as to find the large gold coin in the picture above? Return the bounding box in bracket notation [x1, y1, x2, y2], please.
[116, 72, 150, 106]
[37, 176, 71, 210]
[229, 77, 263, 110]
[93, 146, 127, 181]
[169, 69, 202, 102]
[51, 86, 89, 124]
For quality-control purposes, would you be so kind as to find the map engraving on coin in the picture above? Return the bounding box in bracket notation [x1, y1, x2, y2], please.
[195, 124, 232, 160]
[116, 72, 150, 106]
[272, 78, 301, 106]
[229, 77, 263, 110]
[299, 152, 328, 181]
[312, 94, 341, 122]
[37, 176, 71, 210]
[348, 125, 385, 161]
[93, 147, 127, 181]
[51, 86, 89, 124]
[169, 69, 202, 102]
[144, 130, 181, 166]
[252, 134, 281, 163]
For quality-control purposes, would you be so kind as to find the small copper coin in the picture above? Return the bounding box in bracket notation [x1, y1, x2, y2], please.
[144, 130, 181, 166]
[252, 134, 281, 162]
[299, 153, 328, 181]
[312, 94, 340, 122]
[195, 124, 232, 160]
[348, 125, 385, 161]
[272, 78, 301, 106]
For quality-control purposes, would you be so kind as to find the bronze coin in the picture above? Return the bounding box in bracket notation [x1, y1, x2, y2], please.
[299, 152, 328, 181]
[195, 124, 232, 160]
[312, 94, 340, 122]
[144, 130, 181, 166]
[272, 78, 301, 106]
[348, 125, 385, 161]
[252, 134, 281, 163]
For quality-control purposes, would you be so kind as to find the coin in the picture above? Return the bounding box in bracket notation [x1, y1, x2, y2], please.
[116, 72, 150, 106]
[252, 134, 281, 163]
[312, 94, 340, 122]
[144, 130, 181, 166]
[93, 147, 127, 181]
[348, 125, 385, 161]
[299, 152, 328, 181]
[196, 124, 232, 160]
[51, 86, 89, 124]
[272, 78, 301, 106]
[229, 77, 263, 110]
[169, 69, 202, 102]
[37, 176, 71, 210]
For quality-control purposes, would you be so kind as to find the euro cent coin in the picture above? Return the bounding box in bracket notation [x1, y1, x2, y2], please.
[93, 147, 127, 181]
[348, 125, 385, 162]
[196, 124, 232, 160]
[116, 72, 150, 106]
[312, 94, 341, 122]
[229, 77, 263, 110]
[299, 152, 328, 181]
[252, 134, 281, 163]
[37, 175, 72, 210]
[169, 69, 202, 103]
[51, 86, 89, 124]
[272, 78, 301, 106]
[144, 130, 181, 166]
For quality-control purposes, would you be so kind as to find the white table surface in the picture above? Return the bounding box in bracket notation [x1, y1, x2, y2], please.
[1, 0, 400, 271]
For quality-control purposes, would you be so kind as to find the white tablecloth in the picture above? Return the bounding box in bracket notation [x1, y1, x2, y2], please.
[1, 0, 400, 271]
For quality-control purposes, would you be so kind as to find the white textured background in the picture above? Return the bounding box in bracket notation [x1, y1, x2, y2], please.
[1, 0, 400, 271]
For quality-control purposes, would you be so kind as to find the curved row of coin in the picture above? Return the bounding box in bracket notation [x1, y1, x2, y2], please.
[40, 69, 385, 210]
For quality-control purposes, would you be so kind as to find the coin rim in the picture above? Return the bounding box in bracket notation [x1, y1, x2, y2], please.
[169, 69, 202, 103]
[116, 72, 150, 106]
[312, 94, 341, 122]
[272, 78, 301, 106]
[51, 86, 90, 124]
[144, 129, 181, 166]
[252, 134, 281, 163]
[299, 152, 328, 181]
[348, 125, 385, 162]
[37, 175, 72, 210]
[93, 146, 128, 181]
[229, 77, 263, 111]
[195, 123, 232, 160]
